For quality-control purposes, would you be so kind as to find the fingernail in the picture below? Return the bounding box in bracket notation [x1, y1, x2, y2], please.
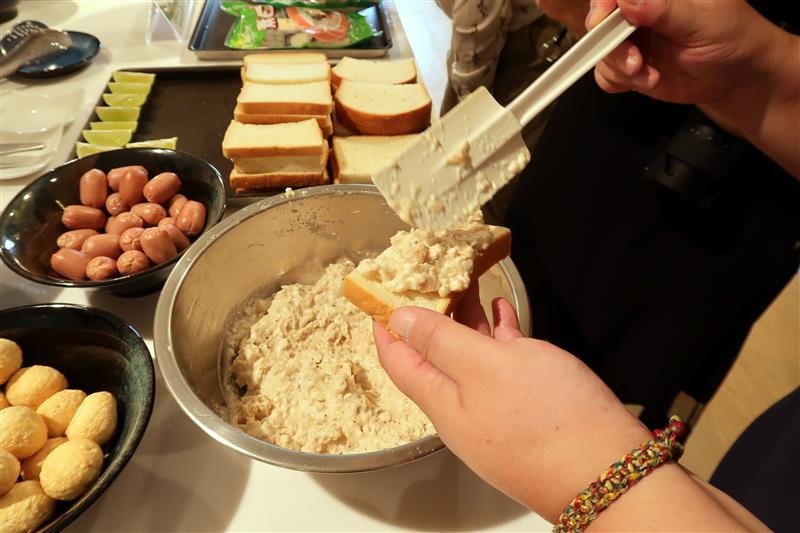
[388, 310, 415, 340]
[585, 2, 596, 28]
[626, 50, 639, 71]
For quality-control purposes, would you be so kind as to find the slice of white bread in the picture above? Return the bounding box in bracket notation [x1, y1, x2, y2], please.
[238, 81, 333, 115]
[331, 57, 417, 90]
[244, 62, 331, 85]
[222, 119, 324, 158]
[233, 143, 328, 174]
[230, 169, 329, 190]
[233, 105, 333, 137]
[243, 52, 328, 66]
[343, 225, 511, 324]
[334, 80, 431, 135]
[331, 134, 418, 184]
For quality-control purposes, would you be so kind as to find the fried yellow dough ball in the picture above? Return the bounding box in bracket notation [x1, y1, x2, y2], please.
[0, 392, 9, 410]
[39, 439, 103, 501]
[0, 339, 23, 385]
[65, 391, 117, 445]
[0, 451, 20, 496]
[5, 366, 68, 409]
[0, 480, 55, 533]
[36, 390, 86, 437]
[0, 406, 47, 460]
[20, 438, 67, 482]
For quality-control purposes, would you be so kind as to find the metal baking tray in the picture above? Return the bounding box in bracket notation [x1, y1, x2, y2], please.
[75, 66, 277, 204]
[189, 0, 392, 60]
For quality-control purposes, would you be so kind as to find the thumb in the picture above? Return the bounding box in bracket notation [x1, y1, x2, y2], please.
[617, 0, 699, 41]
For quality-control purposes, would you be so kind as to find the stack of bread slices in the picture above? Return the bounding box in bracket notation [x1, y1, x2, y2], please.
[329, 57, 430, 184]
[223, 52, 333, 192]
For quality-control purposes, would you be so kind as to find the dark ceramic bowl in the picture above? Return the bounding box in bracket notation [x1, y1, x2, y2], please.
[0, 148, 226, 296]
[0, 303, 155, 533]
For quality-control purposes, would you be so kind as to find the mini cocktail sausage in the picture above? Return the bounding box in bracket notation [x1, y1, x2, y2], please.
[175, 201, 206, 236]
[116, 250, 150, 276]
[167, 194, 188, 218]
[50, 249, 90, 281]
[78, 169, 108, 208]
[118, 167, 148, 206]
[56, 229, 98, 250]
[107, 165, 146, 191]
[157, 218, 191, 251]
[140, 228, 177, 265]
[81, 234, 121, 259]
[105, 212, 143, 235]
[143, 172, 181, 204]
[119, 227, 144, 252]
[130, 203, 166, 226]
[61, 206, 105, 231]
[85, 256, 118, 281]
[104, 193, 128, 216]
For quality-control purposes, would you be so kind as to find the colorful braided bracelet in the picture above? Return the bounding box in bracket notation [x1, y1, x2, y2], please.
[553, 416, 687, 533]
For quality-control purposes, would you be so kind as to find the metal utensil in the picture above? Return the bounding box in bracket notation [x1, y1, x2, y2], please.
[372, 9, 637, 230]
[0, 24, 72, 78]
[0, 142, 46, 156]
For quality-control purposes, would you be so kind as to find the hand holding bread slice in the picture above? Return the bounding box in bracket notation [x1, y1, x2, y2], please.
[343, 221, 511, 324]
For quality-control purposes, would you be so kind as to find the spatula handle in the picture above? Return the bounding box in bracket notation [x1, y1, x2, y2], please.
[508, 8, 637, 127]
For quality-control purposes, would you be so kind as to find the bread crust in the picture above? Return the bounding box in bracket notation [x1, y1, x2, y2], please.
[330, 71, 417, 91]
[233, 107, 333, 137]
[238, 100, 333, 115]
[343, 226, 512, 324]
[334, 96, 431, 135]
[230, 169, 330, 190]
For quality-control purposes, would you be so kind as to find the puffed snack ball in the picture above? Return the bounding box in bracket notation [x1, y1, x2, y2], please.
[0, 406, 47, 460]
[5, 366, 68, 409]
[0, 480, 55, 533]
[0, 339, 23, 385]
[39, 438, 103, 501]
[36, 390, 87, 437]
[0, 451, 20, 495]
[21, 438, 67, 482]
[65, 391, 117, 445]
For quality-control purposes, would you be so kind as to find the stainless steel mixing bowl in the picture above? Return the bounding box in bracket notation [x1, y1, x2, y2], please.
[154, 185, 531, 473]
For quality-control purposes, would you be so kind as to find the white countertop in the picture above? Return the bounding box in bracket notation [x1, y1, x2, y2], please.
[0, 2, 550, 530]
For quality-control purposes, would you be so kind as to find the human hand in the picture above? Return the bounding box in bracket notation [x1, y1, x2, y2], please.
[588, 0, 782, 104]
[373, 289, 650, 522]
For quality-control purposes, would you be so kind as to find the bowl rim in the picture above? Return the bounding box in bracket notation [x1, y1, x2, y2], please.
[0, 147, 227, 289]
[154, 184, 531, 472]
[0, 302, 156, 532]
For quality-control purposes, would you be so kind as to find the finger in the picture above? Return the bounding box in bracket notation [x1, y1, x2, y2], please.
[388, 307, 498, 384]
[603, 41, 645, 78]
[596, 60, 660, 93]
[618, 0, 688, 38]
[491, 298, 524, 342]
[586, 0, 617, 30]
[373, 320, 460, 419]
[453, 283, 490, 336]
[594, 62, 635, 93]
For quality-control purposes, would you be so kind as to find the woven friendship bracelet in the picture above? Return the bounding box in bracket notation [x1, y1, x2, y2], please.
[553, 416, 687, 533]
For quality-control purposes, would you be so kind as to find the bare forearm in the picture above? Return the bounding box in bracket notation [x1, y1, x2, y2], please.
[588, 464, 751, 531]
[702, 26, 800, 180]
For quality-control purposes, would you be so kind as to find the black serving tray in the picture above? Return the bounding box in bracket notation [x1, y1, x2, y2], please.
[189, 0, 392, 60]
[76, 66, 274, 204]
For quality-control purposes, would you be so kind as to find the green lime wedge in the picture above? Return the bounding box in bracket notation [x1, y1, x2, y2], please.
[107, 82, 152, 95]
[95, 106, 141, 121]
[112, 71, 156, 84]
[125, 137, 178, 150]
[102, 93, 147, 107]
[90, 121, 138, 131]
[76, 142, 118, 158]
[82, 129, 133, 147]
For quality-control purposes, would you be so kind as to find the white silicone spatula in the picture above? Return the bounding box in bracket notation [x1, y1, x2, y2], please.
[372, 9, 637, 230]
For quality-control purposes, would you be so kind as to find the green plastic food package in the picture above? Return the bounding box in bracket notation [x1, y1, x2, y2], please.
[221, 1, 379, 50]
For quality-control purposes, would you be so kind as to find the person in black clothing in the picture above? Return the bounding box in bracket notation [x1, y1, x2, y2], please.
[504, 0, 800, 427]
